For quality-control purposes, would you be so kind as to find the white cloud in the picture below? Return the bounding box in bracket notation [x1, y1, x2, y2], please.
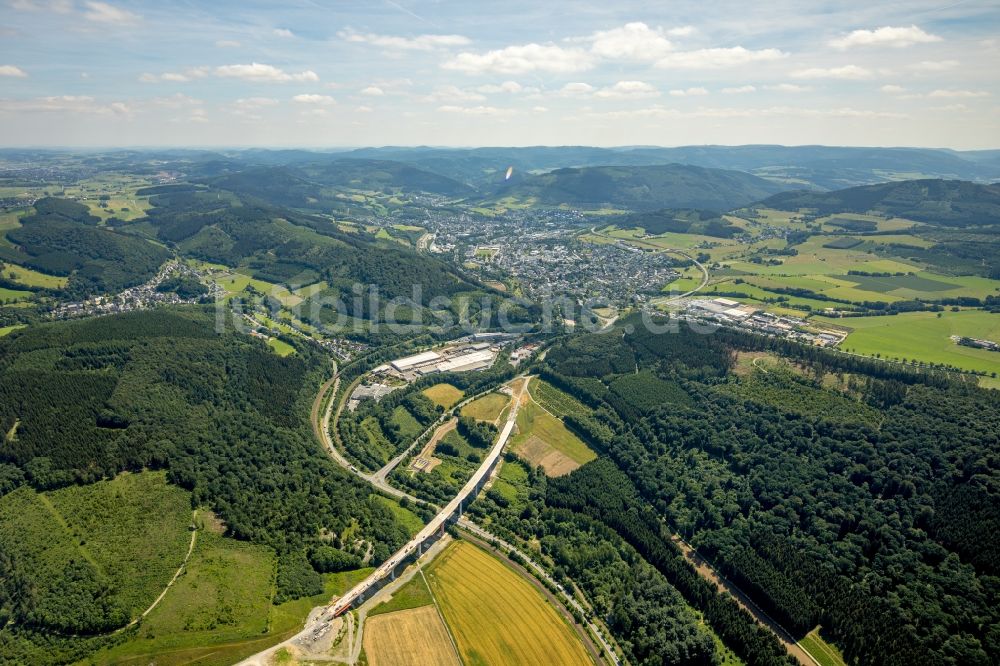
[559, 82, 595, 96]
[356, 105, 373, 113]
[82, 1, 138, 25]
[216, 39, 241, 48]
[533, 106, 548, 112]
[669, 87, 708, 97]
[830, 25, 941, 50]
[360, 86, 385, 96]
[234, 97, 279, 109]
[0, 65, 28, 78]
[437, 105, 515, 117]
[339, 30, 470, 51]
[881, 84, 906, 94]
[667, 26, 696, 38]
[292, 93, 336, 105]
[138, 67, 209, 83]
[931, 103, 969, 112]
[476, 81, 524, 94]
[656, 46, 786, 69]
[230, 97, 279, 119]
[0, 95, 130, 115]
[149, 93, 203, 108]
[596, 80, 660, 99]
[298, 108, 330, 118]
[765, 83, 811, 92]
[791, 65, 873, 79]
[274, 28, 294, 38]
[422, 85, 485, 103]
[721, 85, 755, 94]
[443, 44, 595, 75]
[589, 105, 905, 121]
[588, 22, 674, 61]
[8, 0, 72, 13]
[909, 60, 959, 72]
[215, 63, 318, 83]
[928, 89, 989, 98]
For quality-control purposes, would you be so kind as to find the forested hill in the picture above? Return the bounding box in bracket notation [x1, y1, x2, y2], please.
[202, 159, 473, 209]
[614, 208, 740, 237]
[487, 163, 788, 211]
[130, 187, 477, 304]
[0, 307, 413, 635]
[332, 144, 1000, 190]
[523, 319, 1000, 666]
[761, 178, 1000, 227]
[0, 197, 169, 298]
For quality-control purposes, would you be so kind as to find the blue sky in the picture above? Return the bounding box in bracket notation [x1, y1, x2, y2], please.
[1, 0, 998, 148]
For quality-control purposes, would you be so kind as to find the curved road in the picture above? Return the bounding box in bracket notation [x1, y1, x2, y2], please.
[589, 225, 710, 302]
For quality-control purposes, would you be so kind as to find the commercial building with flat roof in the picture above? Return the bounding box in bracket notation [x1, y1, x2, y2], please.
[390, 350, 441, 371]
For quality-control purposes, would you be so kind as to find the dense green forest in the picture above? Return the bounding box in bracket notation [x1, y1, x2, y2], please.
[512, 317, 1000, 666]
[0, 307, 414, 641]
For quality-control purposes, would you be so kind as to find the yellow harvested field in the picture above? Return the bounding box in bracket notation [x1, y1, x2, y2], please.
[422, 383, 464, 409]
[459, 392, 509, 423]
[364, 605, 460, 666]
[516, 435, 582, 477]
[425, 541, 592, 666]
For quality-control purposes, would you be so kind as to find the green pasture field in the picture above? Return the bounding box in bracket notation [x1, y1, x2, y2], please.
[0, 208, 25, 246]
[267, 338, 296, 357]
[422, 383, 464, 409]
[0, 286, 33, 302]
[372, 495, 425, 538]
[3, 262, 68, 289]
[857, 233, 935, 249]
[798, 627, 847, 666]
[816, 310, 1000, 381]
[293, 281, 329, 298]
[460, 392, 510, 423]
[0, 324, 26, 337]
[368, 571, 434, 617]
[391, 404, 424, 441]
[512, 400, 596, 468]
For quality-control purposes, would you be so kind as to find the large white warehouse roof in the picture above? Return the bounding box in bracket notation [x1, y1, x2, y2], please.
[391, 350, 441, 370]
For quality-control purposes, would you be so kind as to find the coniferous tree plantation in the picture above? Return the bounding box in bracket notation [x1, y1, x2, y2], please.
[472, 316, 1000, 666]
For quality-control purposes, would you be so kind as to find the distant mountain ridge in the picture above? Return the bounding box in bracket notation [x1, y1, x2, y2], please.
[330, 144, 1000, 190]
[761, 179, 1000, 227]
[487, 163, 786, 212]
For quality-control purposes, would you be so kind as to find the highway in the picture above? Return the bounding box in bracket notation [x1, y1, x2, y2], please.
[330, 389, 521, 616]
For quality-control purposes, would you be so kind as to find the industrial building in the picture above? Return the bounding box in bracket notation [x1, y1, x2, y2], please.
[390, 350, 441, 372]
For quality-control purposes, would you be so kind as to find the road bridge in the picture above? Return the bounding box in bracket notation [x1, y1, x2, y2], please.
[330, 406, 518, 616]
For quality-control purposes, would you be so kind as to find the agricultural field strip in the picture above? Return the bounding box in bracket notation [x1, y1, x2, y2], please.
[458, 518, 622, 665]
